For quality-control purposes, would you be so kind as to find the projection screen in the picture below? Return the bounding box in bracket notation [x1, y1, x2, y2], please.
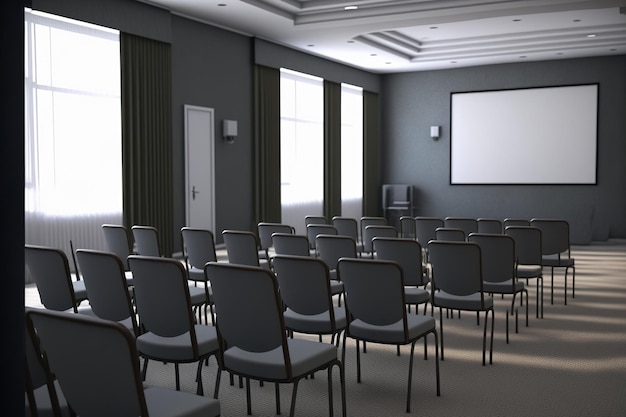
[450, 84, 598, 185]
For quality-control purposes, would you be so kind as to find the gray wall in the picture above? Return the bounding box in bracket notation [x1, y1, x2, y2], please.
[381, 55, 626, 244]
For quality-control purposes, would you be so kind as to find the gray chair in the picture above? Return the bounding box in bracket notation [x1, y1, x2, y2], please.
[372, 237, 431, 315]
[131, 225, 163, 257]
[25, 307, 71, 417]
[337, 258, 440, 413]
[272, 232, 314, 257]
[505, 225, 545, 318]
[75, 249, 140, 336]
[304, 214, 329, 227]
[331, 216, 363, 253]
[272, 254, 347, 345]
[222, 229, 270, 269]
[428, 240, 495, 365]
[315, 234, 357, 303]
[25, 245, 89, 313]
[359, 216, 387, 248]
[530, 218, 576, 305]
[26, 308, 221, 417]
[362, 224, 397, 258]
[477, 218, 503, 234]
[128, 255, 220, 396]
[444, 217, 478, 237]
[257, 222, 294, 259]
[181, 227, 217, 324]
[102, 223, 134, 272]
[306, 223, 338, 254]
[435, 227, 466, 242]
[468, 233, 529, 343]
[205, 261, 347, 417]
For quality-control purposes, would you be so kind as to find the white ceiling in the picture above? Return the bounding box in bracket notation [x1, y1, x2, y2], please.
[141, 0, 626, 74]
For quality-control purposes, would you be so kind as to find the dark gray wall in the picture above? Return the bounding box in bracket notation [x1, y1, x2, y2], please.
[381, 55, 626, 244]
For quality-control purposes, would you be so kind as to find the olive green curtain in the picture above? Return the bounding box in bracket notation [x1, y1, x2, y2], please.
[253, 65, 282, 224]
[324, 80, 342, 220]
[120, 33, 174, 256]
[363, 90, 381, 217]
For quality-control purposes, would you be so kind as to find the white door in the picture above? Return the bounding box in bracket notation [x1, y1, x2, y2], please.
[184, 105, 215, 231]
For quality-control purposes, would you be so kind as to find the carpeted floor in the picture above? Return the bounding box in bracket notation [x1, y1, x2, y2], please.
[25, 240, 626, 416]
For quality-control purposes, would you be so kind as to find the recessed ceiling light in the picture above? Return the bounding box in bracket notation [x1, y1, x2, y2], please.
[217, 3, 226, 6]
[573, 19, 581, 22]
[370, 53, 377, 56]
[450, 61, 457, 64]
[344, 6, 358, 10]
[429, 26, 438, 29]
[385, 62, 392, 65]
[519, 55, 527, 59]
[587, 34, 597, 38]
[513, 19, 522, 22]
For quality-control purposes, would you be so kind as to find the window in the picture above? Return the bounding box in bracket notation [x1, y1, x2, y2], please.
[341, 83, 363, 220]
[24, 8, 122, 264]
[280, 68, 324, 234]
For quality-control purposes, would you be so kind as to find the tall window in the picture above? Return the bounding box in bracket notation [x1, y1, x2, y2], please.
[280, 68, 324, 234]
[24, 8, 122, 269]
[341, 83, 363, 220]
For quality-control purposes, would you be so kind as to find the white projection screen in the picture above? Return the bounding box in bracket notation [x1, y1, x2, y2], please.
[450, 84, 598, 184]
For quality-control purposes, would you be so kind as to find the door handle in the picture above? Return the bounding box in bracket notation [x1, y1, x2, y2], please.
[192, 185, 200, 200]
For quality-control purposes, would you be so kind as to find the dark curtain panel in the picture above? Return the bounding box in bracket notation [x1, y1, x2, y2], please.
[324, 80, 342, 220]
[253, 65, 282, 224]
[363, 90, 381, 217]
[120, 33, 174, 256]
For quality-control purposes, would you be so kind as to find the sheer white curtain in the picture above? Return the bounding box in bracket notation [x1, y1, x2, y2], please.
[341, 83, 363, 220]
[24, 9, 122, 278]
[280, 69, 324, 235]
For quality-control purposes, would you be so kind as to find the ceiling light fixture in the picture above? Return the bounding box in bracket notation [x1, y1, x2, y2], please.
[587, 34, 597, 38]
[344, 6, 358, 10]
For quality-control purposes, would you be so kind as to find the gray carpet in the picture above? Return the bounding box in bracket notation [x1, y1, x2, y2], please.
[25, 240, 626, 416]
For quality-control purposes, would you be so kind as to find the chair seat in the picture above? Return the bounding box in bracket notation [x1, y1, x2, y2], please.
[483, 279, 525, 294]
[349, 315, 435, 344]
[188, 285, 211, 306]
[330, 279, 344, 295]
[433, 291, 494, 311]
[404, 287, 430, 304]
[516, 264, 543, 278]
[137, 325, 218, 361]
[283, 306, 347, 334]
[224, 338, 337, 380]
[188, 266, 206, 283]
[541, 256, 575, 267]
[144, 386, 220, 417]
[72, 280, 89, 303]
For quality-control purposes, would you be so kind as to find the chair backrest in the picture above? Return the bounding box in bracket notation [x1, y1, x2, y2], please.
[399, 216, 416, 239]
[222, 230, 262, 267]
[306, 224, 338, 250]
[444, 217, 478, 236]
[181, 227, 218, 269]
[505, 226, 543, 265]
[373, 237, 426, 287]
[503, 218, 530, 228]
[75, 249, 138, 335]
[128, 255, 197, 339]
[476, 218, 503, 234]
[272, 255, 336, 320]
[102, 224, 134, 270]
[362, 224, 397, 254]
[415, 217, 444, 246]
[529, 218, 571, 257]
[131, 225, 161, 257]
[205, 262, 288, 360]
[316, 234, 358, 270]
[257, 222, 294, 255]
[272, 233, 311, 257]
[468, 233, 516, 285]
[331, 216, 359, 242]
[338, 258, 407, 330]
[305, 215, 329, 227]
[26, 308, 149, 416]
[25, 245, 79, 312]
[435, 227, 466, 242]
[428, 241, 485, 297]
